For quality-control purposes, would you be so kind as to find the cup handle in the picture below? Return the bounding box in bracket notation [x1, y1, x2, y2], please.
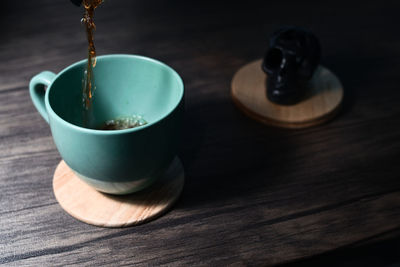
[29, 71, 56, 124]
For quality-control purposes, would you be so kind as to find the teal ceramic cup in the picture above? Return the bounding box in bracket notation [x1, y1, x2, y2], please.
[29, 54, 184, 195]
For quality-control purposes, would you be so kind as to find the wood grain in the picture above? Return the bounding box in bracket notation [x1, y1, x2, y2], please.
[53, 159, 184, 227]
[0, 0, 400, 266]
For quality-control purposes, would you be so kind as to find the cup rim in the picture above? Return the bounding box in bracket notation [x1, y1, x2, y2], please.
[45, 54, 184, 135]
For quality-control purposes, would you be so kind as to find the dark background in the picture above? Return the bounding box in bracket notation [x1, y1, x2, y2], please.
[0, 0, 399, 266]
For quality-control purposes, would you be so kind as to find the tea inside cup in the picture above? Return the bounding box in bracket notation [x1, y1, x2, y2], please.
[32, 55, 184, 194]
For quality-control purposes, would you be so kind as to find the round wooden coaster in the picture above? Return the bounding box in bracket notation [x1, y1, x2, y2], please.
[53, 158, 184, 228]
[231, 59, 344, 128]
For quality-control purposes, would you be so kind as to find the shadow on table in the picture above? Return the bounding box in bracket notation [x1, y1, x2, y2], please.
[177, 95, 299, 209]
[174, 46, 376, 210]
[279, 234, 400, 267]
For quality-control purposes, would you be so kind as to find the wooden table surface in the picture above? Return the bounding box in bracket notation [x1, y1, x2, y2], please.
[1, 0, 400, 266]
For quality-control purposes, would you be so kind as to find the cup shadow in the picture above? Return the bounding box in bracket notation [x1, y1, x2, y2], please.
[175, 97, 298, 210]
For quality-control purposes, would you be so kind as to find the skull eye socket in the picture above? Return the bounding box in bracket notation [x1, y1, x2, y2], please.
[264, 48, 283, 70]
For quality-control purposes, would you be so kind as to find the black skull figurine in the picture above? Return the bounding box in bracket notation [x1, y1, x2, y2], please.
[262, 27, 321, 105]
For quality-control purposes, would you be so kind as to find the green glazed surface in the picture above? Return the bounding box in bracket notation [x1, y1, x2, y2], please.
[29, 55, 184, 194]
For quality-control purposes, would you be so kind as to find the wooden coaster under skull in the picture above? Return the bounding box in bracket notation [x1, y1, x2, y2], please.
[231, 27, 343, 128]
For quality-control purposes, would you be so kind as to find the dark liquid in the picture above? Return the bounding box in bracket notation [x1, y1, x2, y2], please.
[99, 122, 137, 131]
[99, 123, 127, 131]
[81, 0, 102, 126]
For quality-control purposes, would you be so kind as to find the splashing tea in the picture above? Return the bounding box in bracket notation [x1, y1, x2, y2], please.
[98, 116, 148, 130]
[79, 1, 146, 131]
[81, 0, 102, 126]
